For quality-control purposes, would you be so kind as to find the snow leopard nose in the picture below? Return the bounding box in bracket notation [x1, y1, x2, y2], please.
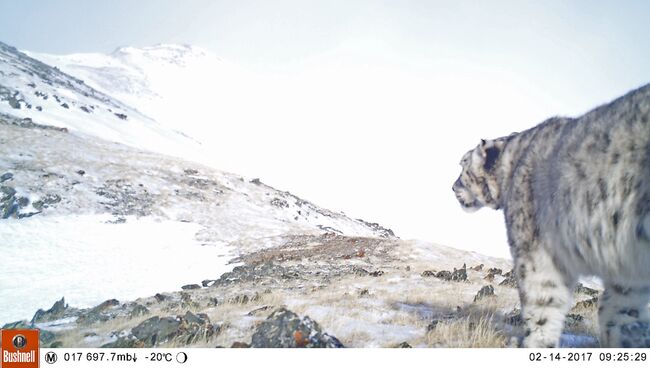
[452, 178, 462, 192]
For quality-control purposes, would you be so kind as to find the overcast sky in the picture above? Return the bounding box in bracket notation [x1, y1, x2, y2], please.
[2, 1, 649, 257]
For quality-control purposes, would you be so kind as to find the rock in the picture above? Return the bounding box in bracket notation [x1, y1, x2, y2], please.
[426, 319, 444, 331]
[231, 342, 250, 348]
[574, 283, 599, 297]
[96, 179, 154, 218]
[0, 186, 16, 199]
[130, 312, 217, 347]
[499, 272, 517, 288]
[1, 185, 19, 218]
[250, 178, 262, 185]
[421, 270, 436, 277]
[3, 320, 57, 344]
[0, 172, 13, 182]
[132, 316, 181, 347]
[450, 264, 468, 281]
[102, 337, 144, 348]
[565, 313, 585, 329]
[487, 267, 503, 276]
[114, 113, 128, 120]
[180, 292, 200, 309]
[250, 308, 344, 348]
[247, 306, 273, 316]
[154, 293, 168, 302]
[504, 309, 523, 326]
[31, 297, 68, 323]
[129, 304, 150, 318]
[207, 297, 219, 307]
[76, 170, 85, 176]
[270, 198, 289, 208]
[369, 270, 384, 277]
[470, 264, 484, 271]
[573, 297, 599, 311]
[76, 299, 120, 324]
[395, 342, 412, 348]
[433, 264, 467, 282]
[181, 284, 201, 290]
[359, 289, 370, 297]
[353, 267, 370, 276]
[473, 285, 495, 302]
[201, 279, 216, 287]
[95, 299, 120, 311]
[2, 320, 31, 330]
[215, 262, 300, 286]
[49, 341, 63, 348]
[32, 193, 61, 211]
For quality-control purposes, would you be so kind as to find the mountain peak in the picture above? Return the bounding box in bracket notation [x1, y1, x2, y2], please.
[110, 43, 212, 65]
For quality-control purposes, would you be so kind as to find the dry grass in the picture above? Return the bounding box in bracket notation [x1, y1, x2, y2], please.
[425, 314, 508, 348]
[55, 313, 153, 348]
[566, 304, 599, 336]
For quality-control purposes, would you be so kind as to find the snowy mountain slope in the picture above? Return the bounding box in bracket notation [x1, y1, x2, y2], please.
[0, 112, 394, 323]
[27, 44, 255, 144]
[0, 41, 200, 161]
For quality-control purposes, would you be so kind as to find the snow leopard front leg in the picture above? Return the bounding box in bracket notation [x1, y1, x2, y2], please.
[598, 284, 650, 347]
[511, 245, 575, 347]
[505, 177, 575, 347]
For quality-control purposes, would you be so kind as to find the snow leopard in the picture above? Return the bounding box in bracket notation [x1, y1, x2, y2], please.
[452, 83, 650, 348]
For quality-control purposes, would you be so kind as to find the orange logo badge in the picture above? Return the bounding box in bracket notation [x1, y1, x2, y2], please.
[1, 329, 39, 368]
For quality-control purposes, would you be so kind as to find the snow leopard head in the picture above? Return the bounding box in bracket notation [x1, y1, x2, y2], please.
[452, 138, 506, 212]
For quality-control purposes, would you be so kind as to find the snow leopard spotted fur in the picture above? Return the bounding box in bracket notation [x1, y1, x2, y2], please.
[453, 83, 650, 348]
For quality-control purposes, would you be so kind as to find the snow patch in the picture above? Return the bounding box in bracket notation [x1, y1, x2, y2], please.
[0, 215, 236, 324]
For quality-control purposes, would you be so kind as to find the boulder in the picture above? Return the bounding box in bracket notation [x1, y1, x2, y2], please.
[574, 283, 599, 297]
[504, 309, 523, 326]
[470, 264, 484, 271]
[573, 297, 599, 311]
[31, 297, 68, 323]
[499, 272, 517, 288]
[129, 304, 150, 318]
[433, 264, 467, 282]
[76, 299, 120, 324]
[130, 312, 217, 347]
[181, 284, 201, 290]
[0, 172, 13, 182]
[473, 285, 495, 302]
[250, 308, 343, 348]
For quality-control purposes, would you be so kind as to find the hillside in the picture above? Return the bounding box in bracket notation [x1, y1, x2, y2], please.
[0, 40, 602, 348]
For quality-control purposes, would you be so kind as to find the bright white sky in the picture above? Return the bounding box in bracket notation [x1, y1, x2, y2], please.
[2, 1, 649, 257]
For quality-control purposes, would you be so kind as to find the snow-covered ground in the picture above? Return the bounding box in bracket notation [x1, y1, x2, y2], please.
[0, 41, 204, 165]
[0, 108, 393, 325]
[0, 214, 236, 323]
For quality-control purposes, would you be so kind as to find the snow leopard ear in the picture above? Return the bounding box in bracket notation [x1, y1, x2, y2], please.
[479, 139, 500, 171]
[483, 146, 500, 171]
